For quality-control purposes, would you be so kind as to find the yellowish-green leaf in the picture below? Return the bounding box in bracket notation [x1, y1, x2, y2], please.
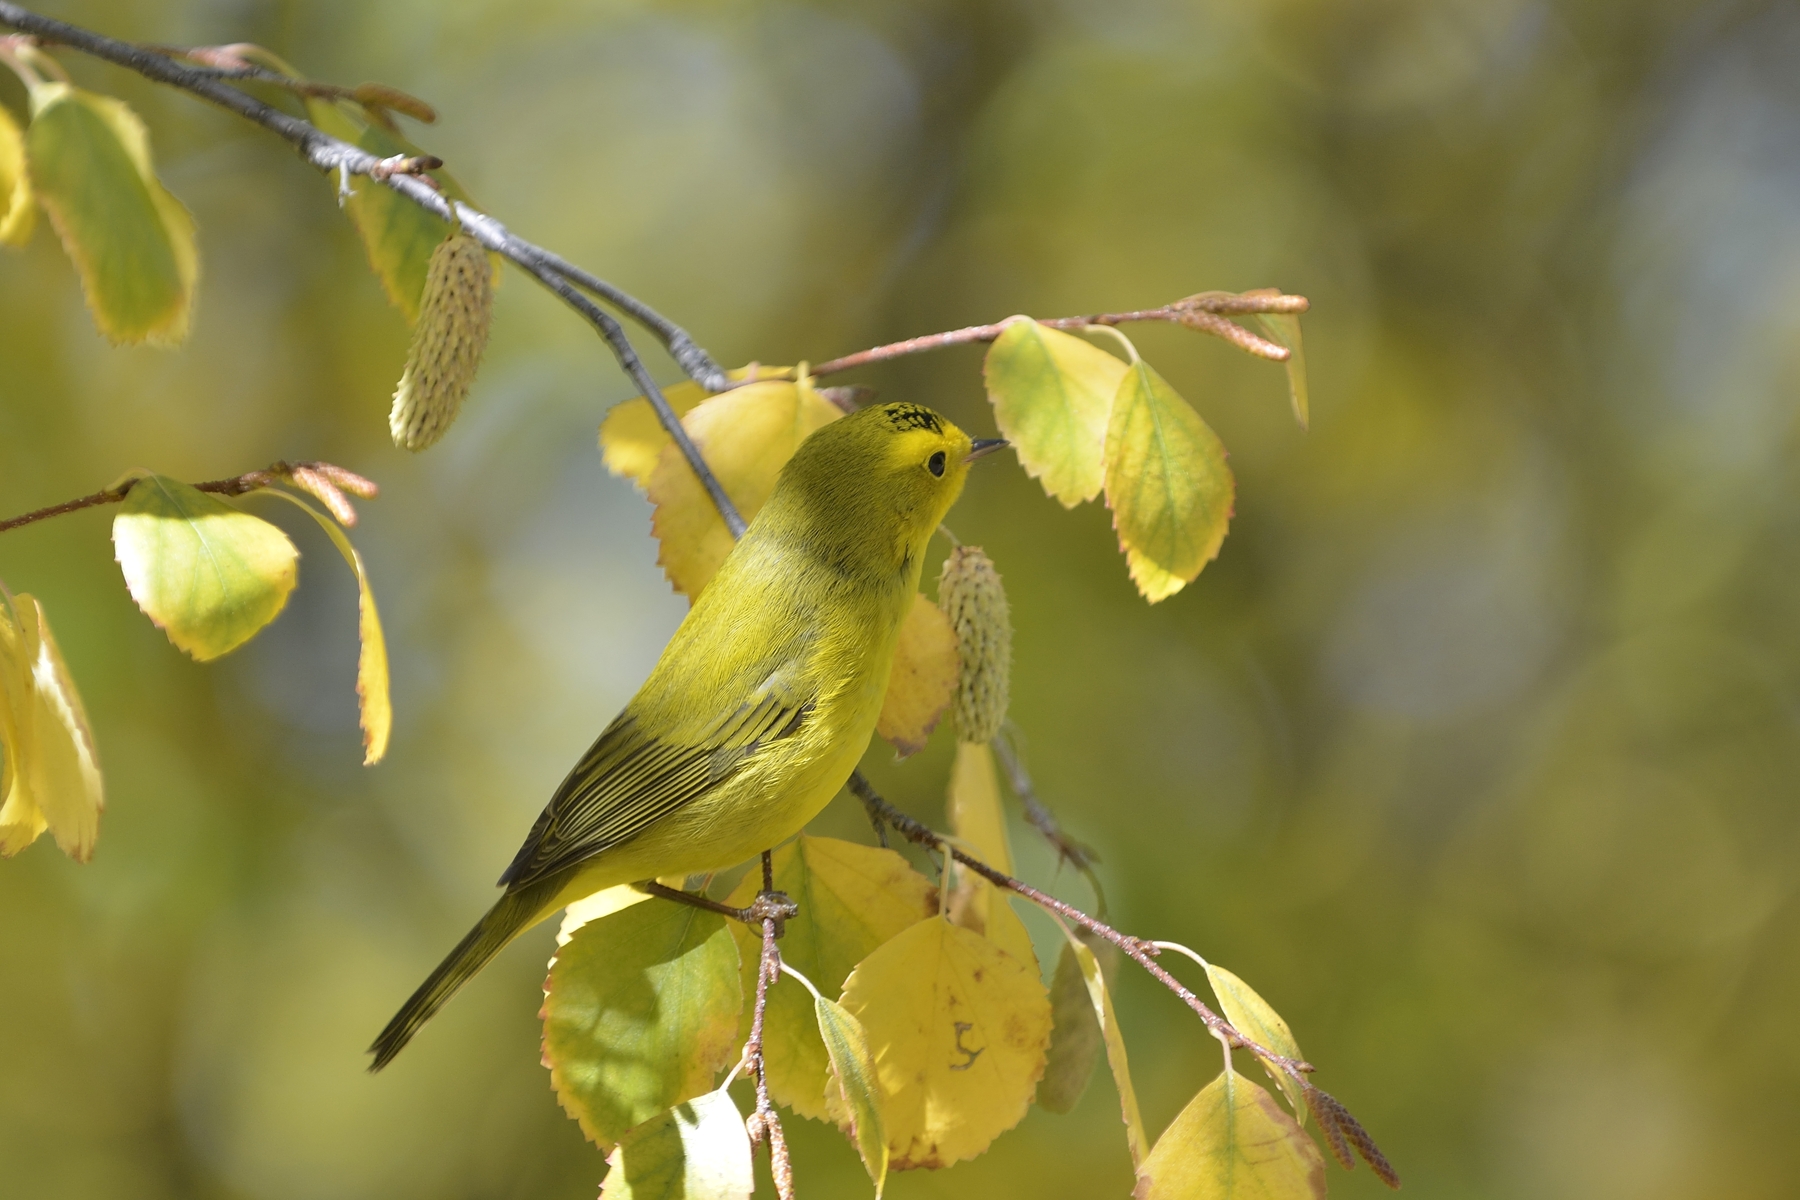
[599, 1088, 754, 1200]
[25, 83, 197, 345]
[0, 101, 35, 247]
[984, 319, 1127, 507]
[304, 98, 489, 324]
[1038, 940, 1103, 1113]
[0, 593, 103, 861]
[1205, 963, 1307, 1125]
[112, 476, 298, 662]
[646, 377, 844, 600]
[723, 837, 936, 1121]
[840, 916, 1051, 1169]
[558, 883, 656, 946]
[1058, 922, 1148, 1165]
[544, 898, 742, 1149]
[1252, 310, 1309, 431]
[816, 994, 889, 1196]
[945, 740, 1035, 968]
[1103, 360, 1234, 603]
[600, 366, 789, 489]
[257, 490, 393, 764]
[1134, 1068, 1326, 1200]
[876, 594, 959, 757]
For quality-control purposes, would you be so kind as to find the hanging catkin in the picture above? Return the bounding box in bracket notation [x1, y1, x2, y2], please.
[938, 545, 1011, 743]
[389, 230, 492, 451]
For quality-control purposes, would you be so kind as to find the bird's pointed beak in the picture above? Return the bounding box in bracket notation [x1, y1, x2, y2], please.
[964, 438, 1008, 464]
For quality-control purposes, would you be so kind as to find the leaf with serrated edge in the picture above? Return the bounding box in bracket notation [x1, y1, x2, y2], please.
[1103, 360, 1234, 603]
[1038, 940, 1103, 1113]
[816, 995, 889, 1195]
[25, 83, 197, 345]
[646, 377, 843, 600]
[599, 1088, 753, 1200]
[544, 899, 742, 1149]
[256, 490, 393, 764]
[876, 595, 959, 757]
[600, 366, 784, 489]
[723, 837, 936, 1121]
[0, 594, 103, 861]
[0, 101, 35, 247]
[1059, 923, 1149, 1165]
[1206, 962, 1308, 1126]
[840, 916, 1051, 1170]
[113, 476, 297, 663]
[984, 319, 1126, 507]
[1133, 1067, 1326, 1200]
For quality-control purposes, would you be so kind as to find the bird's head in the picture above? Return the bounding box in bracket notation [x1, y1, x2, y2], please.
[771, 401, 1006, 569]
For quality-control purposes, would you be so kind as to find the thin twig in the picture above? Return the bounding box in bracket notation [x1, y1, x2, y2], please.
[992, 725, 1101, 879]
[0, 460, 377, 535]
[810, 292, 1307, 377]
[740, 851, 794, 1200]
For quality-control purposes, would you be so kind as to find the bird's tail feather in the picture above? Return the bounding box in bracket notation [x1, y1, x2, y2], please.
[368, 882, 556, 1071]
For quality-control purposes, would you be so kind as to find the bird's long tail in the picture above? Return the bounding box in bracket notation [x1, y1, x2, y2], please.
[368, 879, 560, 1071]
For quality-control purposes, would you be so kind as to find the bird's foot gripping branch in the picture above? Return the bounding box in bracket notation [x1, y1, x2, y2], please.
[0, 5, 1398, 1197]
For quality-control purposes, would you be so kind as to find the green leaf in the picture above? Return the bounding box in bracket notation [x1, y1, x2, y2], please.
[306, 99, 486, 325]
[1060, 924, 1149, 1167]
[1037, 940, 1102, 1114]
[599, 1088, 754, 1200]
[1204, 963, 1308, 1126]
[816, 994, 889, 1196]
[0, 593, 103, 862]
[25, 83, 196, 345]
[984, 320, 1126, 507]
[1252, 311, 1309, 430]
[0, 100, 35, 247]
[544, 898, 742, 1149]
[1134, 1068, 1326, 1200]
[112, 476, 298, 662]
[257, 490, 393, 765]
[1103, 360, 1234, 603]
[722, 836, 936, 1120]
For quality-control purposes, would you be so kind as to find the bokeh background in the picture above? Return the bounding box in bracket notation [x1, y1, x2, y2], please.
[4, 1, 1799, 1196]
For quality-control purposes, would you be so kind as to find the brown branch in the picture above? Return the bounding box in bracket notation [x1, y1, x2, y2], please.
[810, 291, 1308, 377]
[0, 461, 378, 535]
[740, 852, 795, 1200]
[849, 768, 1398, 1187]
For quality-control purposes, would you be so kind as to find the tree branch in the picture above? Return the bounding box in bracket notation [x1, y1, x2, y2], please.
[810, 291, 1308, 377]
[0, 460, 377, 535]
[741, 851, 794, 1200]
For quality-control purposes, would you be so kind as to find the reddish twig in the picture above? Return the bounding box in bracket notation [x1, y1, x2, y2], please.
[0, 461, 378, 535]
[810, 291, 1308, 377]
[739, 851, 795, 1200]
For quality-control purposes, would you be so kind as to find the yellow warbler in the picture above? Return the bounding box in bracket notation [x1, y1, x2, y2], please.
[370, 402, 1006, 1068]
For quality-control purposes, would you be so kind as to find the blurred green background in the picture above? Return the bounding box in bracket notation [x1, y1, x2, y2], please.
[4, 1, 1799, 1197]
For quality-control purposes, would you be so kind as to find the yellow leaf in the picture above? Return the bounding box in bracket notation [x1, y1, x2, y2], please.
[0, 594, 103, 861]
[984, 319, 1127, 506]
[1058, 924, 1149, 1166]
[839, 916, 1051, 1170]
[544, 900, 742, 1149]
[815, 995, 889, 1196]
[1103, 360, 1234, 603]
[600, 1088, 754, 1200]
[600, 366, 784, 489]
[112, 476, 298, 663]
[558, 884, 655, 946]
[257, 490, 393, 764]
[722, 837, 936, 1121]
[25, 83, 197, 345]
[645, 377, 843, 600]
[875, 595, 959, 757]
[946, 742, 1034, 969]
[1133, 1068, 1326, 1200]
[1204, 963, 1307, 1125]
[304, 99, 491, 325]
[0, 101, 35, 247]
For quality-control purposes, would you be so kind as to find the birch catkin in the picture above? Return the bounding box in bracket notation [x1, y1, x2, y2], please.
[938, 546, 1011, 743]
[389, 231, 492, 451]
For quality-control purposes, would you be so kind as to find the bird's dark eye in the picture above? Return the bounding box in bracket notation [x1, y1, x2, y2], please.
[927, 450, 947, 477]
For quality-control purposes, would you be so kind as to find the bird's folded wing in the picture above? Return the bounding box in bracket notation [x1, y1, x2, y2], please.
[496, 677, 814, 889]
